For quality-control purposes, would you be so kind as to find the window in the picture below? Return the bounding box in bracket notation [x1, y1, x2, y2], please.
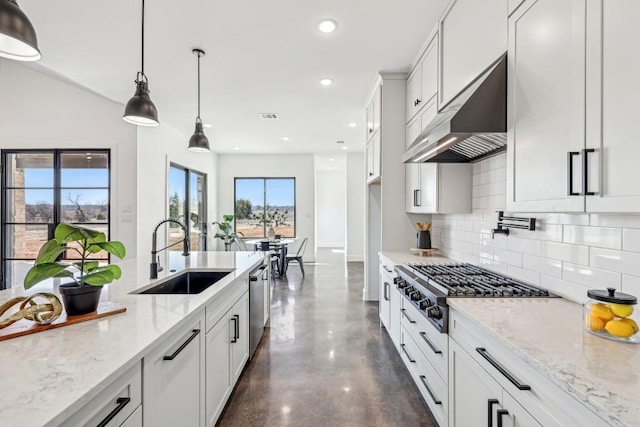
[1, 150, 110, 289]
[168, 164, 207, 251]
[234, 178, 295, 238]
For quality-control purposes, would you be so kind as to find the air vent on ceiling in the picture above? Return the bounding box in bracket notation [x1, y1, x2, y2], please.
[259, 113, 279, 119]
[335, 140, 345, 145]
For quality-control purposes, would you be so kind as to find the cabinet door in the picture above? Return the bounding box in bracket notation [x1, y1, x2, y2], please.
[418, 163, 438, 213]
[585, 0, 640, 212]
[501, 391, 543, 427]
[420, 98, 438, 134]
[121, 405, 142, 427]
[144, 315, 204, 427]
[372, 132, 381, 180]
[230, 292, 250, 382]
[366, 97, 374, 141]
[379, 270, 391, 329]
[366, 140, 374, 182]
[206, 309, 232, 426]
[449, 338, 502, 427]
[440, 0, 507, 107]
[405, 164, 421, 213]
[406, 114, 421, 150]
[373, 85, 382, 135]
[506, 0, 586, 212]
[406, 67, 421, 122]
[421, 34, 438, 106]
[389, 283, 402, 351]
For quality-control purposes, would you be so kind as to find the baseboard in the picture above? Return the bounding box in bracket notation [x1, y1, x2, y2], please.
[346, 255, 364, 262]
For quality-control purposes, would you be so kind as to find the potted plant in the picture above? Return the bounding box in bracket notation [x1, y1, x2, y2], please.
[213, 214, 243, 251]
[23, 223, 126, 316]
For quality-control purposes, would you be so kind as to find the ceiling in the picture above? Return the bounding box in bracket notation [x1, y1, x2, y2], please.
[20, 0, 449, 154]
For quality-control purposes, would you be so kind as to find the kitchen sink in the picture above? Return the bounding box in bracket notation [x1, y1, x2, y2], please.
[134, 270, 233, 294]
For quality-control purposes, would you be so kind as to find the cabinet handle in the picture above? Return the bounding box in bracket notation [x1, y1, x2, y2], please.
[383, 265, 393, 273]
[369, 172, 374, 176]
[497, 409, 509, 427]
[582, 148, 597, 196]
[230, 314, 240, 343]
[487, 399, 499, 427]
[401, 344, 416, 363]
[96, 397, 131, 427]
[416, 99, 421, 105]
[250, 265, 267, 281]
[567, 151, 582, 196]
[419, 332, 442, 354]
[419, 375, 442, 405]
[383, 282, 390, 301]
[416, 189, 421, 207]
[369, 128, 373, 133]
[476, 347, 531, 391]
[163, 329, 200, 361]
[401, 308, 416, 324]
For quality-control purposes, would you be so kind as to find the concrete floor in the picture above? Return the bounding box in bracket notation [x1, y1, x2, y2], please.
[218, 249, 438, 426]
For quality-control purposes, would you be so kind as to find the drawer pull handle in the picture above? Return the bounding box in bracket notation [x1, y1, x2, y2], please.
[497, 409, 509, 427]
[231, 316, 239, 343]
[163, 329, 200, 361]
[96, 397, 131, 427]
[488, 399, 499, 427]
[476, 347, 531, 391]
[234, 314, 240, 341]
[419, 332, 442, 354]
[419, 375, 442, 405]
[401, 344, 416, 363]
[383, 265, 393, 273]
[401, 309, 416, 324]
[383, 282, 390, 301]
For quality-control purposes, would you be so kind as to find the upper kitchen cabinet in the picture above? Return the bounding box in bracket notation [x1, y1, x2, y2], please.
[439, 0, 507, 108]
[406, 30, 439, 124]
[366, 84, 382, 142]
[507, 0, 640, 213]
[367, 132, 381, 184]
[506, 0, 586, 212]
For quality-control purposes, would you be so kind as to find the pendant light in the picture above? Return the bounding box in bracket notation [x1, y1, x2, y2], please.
[0, 0, 41, 61]
[123, 0, 159, 126]
[188, 48, 210, 152]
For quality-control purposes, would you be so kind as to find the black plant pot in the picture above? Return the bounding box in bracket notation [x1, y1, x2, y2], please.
[59, 283, 103, 316]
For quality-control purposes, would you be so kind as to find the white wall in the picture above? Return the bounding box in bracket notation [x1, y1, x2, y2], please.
[432, 152, 640, 303]
[136, 124, 218, 259]
[346, 153, 365, 261]
[0, 60, 138, 258]
[316, 170, 346, 248]
[216, 154, 315, 261]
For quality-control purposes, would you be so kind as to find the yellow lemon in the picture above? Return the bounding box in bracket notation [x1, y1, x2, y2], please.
[584, 314, 605, 331]
[605, 319, 635, 338]
[590, 303, 614, 322]
[608, 303, 634, 318]
[619, 318, 639, 334]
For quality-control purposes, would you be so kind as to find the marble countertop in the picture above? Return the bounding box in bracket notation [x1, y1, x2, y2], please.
[379, 251, 454, 266]
[0, 251, 265, 427]
[448, 298, 639, 427]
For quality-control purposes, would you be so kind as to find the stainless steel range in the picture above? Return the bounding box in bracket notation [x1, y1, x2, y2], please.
[394, 263, 553, 333]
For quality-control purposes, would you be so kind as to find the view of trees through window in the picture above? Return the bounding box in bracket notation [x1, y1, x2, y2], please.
[168, 165, 207, 251]
[234, 178, 295, 238]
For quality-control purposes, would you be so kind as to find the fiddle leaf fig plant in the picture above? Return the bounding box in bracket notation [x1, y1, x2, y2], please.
[23, 223, 126, 289]
[213, 214, 243, 249]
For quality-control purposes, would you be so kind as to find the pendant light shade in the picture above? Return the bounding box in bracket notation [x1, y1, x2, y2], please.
[188, 48, 210, 152]
[0, 0, 41, 61]
[123, 0, 159, 127]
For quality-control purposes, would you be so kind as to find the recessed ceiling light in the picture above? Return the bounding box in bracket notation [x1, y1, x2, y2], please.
[329, 158, 334, 162]
[282, 137, 290, 141]
[342, 146, 348, 150]
[234, 147, 240, 151]
[203, 123, 212, 128]
[320, 78, 334, 86]
[348, 123, 357, 127]
[317, 19, 338, 33]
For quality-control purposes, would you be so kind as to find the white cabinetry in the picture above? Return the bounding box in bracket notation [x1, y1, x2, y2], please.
[406, 163, 473, 214]
[406, 32, 439, 124]
[366, 84, 382, 141]
[439, 0, 507, 108]
[367, 132, 381, 184]
[144, 314, 205, 427]
[378, 254, 400, 349]
[60, 363, 142, 427]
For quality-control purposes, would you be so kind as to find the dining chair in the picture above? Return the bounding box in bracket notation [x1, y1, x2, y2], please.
[258, 241, 281, 277]
[234, 238, 249, 251]
[284, 237, 308, 277]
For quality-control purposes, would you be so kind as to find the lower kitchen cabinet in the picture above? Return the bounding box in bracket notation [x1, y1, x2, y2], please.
[143, 314, 205, 427]
[379, 255, 400, 350]
[206, 290, 250, 426]
[121, 406, 143, 427]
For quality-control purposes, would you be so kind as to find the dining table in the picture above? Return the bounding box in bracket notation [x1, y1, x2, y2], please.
[245, 238, 296, 277]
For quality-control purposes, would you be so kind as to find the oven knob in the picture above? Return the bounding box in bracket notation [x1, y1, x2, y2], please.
[410, 291, 422, 301]
[427, 305, 442, 320]
[393, 277, 404, 286]
[404, 286, 415, 296]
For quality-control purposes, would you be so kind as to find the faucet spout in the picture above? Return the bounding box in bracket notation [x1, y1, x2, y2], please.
[151, 218, 190, 279]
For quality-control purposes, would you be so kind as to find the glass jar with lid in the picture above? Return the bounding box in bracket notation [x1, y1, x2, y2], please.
[583, 287, 638, 344]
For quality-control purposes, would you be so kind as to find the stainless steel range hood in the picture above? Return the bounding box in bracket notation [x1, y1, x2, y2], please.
[403, 54, 507, 163]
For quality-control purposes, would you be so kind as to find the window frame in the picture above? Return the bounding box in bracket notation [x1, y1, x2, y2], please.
[233, 177, 297, 238]
[0, 149, 111, 290]
[168, 163, 208, 251]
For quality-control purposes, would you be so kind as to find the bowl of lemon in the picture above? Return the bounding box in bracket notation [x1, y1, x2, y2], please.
[584, 287, 638, 344]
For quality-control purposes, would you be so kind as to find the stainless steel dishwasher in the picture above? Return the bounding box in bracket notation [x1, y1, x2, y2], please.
[248, 263, 267, 359]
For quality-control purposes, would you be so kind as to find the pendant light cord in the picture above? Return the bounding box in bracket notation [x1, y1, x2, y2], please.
[197, 51, 201, 118]
[141, 0, 145, 76]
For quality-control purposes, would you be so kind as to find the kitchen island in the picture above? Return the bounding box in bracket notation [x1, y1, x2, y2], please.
[0, 251, 265, 427]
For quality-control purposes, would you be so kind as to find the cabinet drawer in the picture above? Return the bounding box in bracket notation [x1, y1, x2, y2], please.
[450, 309, 610, 427]
[401, 297, 448, 384]
[60, 362, 142, 427]
[401, 326, 448, 427]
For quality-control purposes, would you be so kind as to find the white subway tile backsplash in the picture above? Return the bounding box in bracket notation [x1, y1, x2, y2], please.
[590, 248, 640, 276]
[493, 248, 522, 267]
[623, 228, 640, 253]
[507, 237, 540, 256]
[522, 254, 562, 278]
[541, 275, 590, 304]
[472, 244, 493, 259]
[563, 262, 621, 289]
[563, 225, 621, 249]
[473, 162, 482, 175]
[622, 275, 640, 298]
[534, 213, 590, 226]
[539, 241, 589, 265]
[507, 265, 540, 285]
[522, 224, 563, 242]
[481, 153, 506, 172]
[590, 214, 640, 229]
[480, 258, 507, 275]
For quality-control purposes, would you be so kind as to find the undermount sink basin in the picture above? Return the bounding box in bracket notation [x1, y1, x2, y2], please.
[135, 270, 233, 295]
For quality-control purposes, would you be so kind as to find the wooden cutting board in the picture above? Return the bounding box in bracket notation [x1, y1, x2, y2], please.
[0, 301, 126, 342]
